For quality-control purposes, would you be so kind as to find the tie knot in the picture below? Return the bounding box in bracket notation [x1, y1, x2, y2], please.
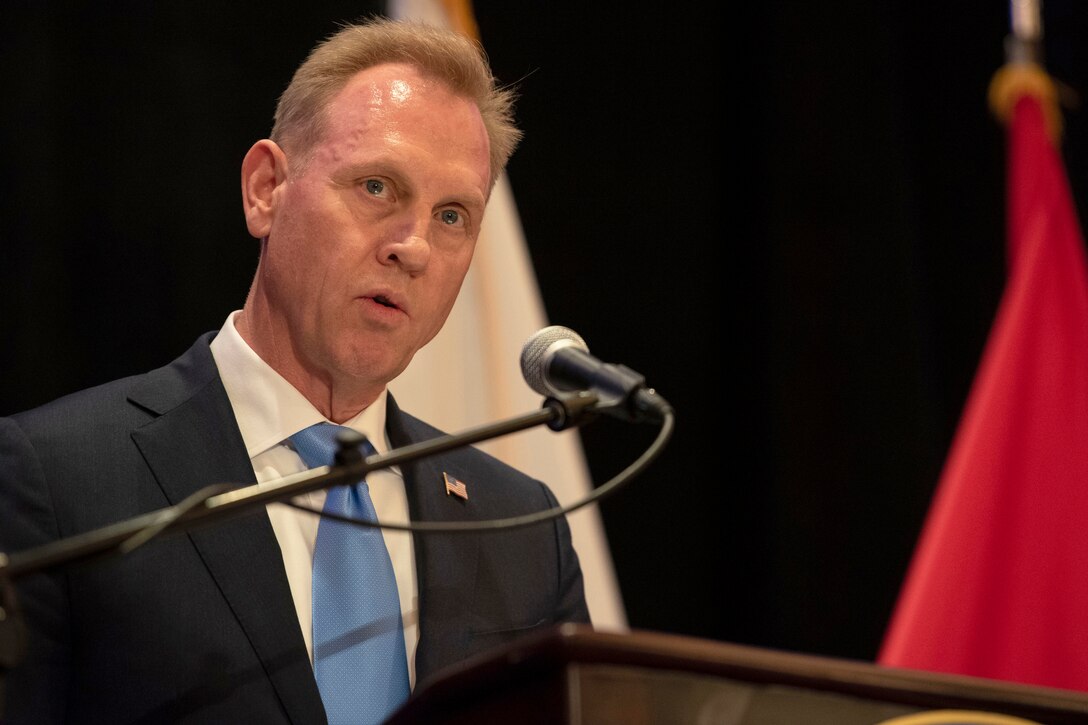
[289, 422, 374, 469]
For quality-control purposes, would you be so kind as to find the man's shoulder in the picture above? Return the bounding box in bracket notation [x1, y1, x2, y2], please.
[385, 401, 561, 519]
[387, 403, 535, 479]
[6, 331, 221, 436]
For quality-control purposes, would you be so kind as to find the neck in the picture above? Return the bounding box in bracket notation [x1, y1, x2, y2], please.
[233, 303, 382, 424]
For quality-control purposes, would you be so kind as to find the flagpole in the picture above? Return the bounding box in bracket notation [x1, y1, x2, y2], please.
[989, 0, 1062, 146]
[1006, 0, 1042, 63]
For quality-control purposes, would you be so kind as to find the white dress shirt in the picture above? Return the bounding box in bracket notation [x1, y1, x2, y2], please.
[209, 311, 419, 688]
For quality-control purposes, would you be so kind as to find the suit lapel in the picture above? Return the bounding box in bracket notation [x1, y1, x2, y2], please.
[128, 334, 326, 724]
[386, 397, 481, 685]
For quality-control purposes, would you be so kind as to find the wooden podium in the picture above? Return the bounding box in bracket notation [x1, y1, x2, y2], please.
[387, 624, 1088, 724]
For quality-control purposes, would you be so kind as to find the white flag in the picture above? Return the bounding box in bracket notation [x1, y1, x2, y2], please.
[387, 0, 628, 631]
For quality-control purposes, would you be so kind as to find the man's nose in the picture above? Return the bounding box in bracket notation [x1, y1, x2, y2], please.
[380, 216, 431, 274]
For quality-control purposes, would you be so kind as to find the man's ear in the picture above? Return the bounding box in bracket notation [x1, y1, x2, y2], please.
[241, 139, 288, 239]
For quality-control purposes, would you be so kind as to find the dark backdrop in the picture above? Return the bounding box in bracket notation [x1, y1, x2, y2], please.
[2, 1, 1086, 664]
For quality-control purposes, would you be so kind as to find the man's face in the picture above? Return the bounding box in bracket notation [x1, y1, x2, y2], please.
[257, 63, 491, 399]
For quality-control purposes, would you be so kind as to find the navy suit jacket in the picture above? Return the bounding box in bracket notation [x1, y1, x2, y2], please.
[0, 332, 590, 724]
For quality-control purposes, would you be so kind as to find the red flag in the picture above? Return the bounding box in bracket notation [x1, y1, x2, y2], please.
[877, 66, 1088, 691]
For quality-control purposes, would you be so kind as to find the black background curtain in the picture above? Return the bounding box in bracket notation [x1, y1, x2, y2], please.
[2, 1, 1086, 662]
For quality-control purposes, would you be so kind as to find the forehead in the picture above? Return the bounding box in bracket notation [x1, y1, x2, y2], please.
[324, 63, 469, 135]
[315, 62, 490, 183]
[332, 63, 423, 110]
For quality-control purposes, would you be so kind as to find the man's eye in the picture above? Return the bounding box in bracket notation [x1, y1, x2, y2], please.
[364, 179, 385, 195]
[439, 209, 461, 226]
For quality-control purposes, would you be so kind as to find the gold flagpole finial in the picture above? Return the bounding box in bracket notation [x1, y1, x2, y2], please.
[438, 0, 480, 42]
[987, 0, 1063, 145]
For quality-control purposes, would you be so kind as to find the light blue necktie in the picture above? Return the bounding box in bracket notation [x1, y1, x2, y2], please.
[289, 422, 410, 725]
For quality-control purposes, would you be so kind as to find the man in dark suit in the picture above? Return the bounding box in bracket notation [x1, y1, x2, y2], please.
[0, 16, 590, 724]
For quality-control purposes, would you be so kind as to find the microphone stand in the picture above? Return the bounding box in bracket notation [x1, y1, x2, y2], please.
[0, 392, 602, 702]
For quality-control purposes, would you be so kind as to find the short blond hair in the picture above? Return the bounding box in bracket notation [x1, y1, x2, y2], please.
[271, 15, 521, 189]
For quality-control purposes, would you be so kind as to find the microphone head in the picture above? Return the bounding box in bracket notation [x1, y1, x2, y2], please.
[520, 325, 589, 396]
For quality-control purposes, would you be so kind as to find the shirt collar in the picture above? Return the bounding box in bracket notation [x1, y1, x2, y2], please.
[208, 310, 390, 459]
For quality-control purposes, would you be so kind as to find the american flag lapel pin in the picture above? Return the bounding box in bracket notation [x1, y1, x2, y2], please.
[443, 472, 468, 500]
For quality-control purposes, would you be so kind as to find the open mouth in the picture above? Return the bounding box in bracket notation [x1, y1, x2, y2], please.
[371, 294, 399, 310]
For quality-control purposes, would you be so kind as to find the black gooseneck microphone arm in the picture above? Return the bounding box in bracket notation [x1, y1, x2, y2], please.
[0, 392, 605, 582]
